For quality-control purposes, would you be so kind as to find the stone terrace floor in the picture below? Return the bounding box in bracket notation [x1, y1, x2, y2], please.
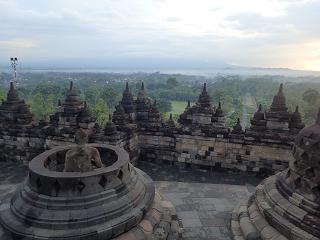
[0, 161, 263, 240]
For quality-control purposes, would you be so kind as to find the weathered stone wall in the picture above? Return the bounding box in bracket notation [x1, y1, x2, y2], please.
[139, 131, 293, 176]
[0, 130, 141, 165]
[0, 125, 294, 176]
[0, 135, 46, 164]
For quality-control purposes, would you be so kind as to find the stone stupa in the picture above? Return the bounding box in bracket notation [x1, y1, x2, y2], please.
[0, 129, 180, 240]
[232, 108, 320, 240]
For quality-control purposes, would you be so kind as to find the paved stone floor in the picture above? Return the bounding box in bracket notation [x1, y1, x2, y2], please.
[0, 161, 263, 240]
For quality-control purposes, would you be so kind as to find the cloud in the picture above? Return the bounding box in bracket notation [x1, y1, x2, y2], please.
[0, 0, 320, 70]
[224, 0, 320, 38]
[92, 10, 123, 19]
[163, 17, 181, 22]
[277, 0, 305, 2]
[208, 6, 224, 11]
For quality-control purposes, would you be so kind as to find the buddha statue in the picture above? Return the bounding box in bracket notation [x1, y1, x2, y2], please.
[65, 128, 102, 172]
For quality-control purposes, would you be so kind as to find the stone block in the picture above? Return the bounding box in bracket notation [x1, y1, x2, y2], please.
[286, 205, 307, 221]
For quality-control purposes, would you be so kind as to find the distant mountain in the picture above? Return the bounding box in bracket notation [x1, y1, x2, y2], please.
[249, 67, 292, 71]
[223, 67, 234, 70]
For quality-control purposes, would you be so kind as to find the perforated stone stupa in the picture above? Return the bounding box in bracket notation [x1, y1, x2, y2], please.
[0, 129, 179, 240]
[232, 109, 320, 240]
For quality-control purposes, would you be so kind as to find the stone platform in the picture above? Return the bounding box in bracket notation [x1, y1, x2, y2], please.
[0, 160, 262, 240]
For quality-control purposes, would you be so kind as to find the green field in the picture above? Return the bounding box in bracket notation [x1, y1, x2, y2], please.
[171, 101, 192, 112]
[246, 94, 253, 106]
[163, 100, 194, 120]
[244, 105, 256, 114]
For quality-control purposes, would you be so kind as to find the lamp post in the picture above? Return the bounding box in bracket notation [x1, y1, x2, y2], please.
[10, 57, 18, 79]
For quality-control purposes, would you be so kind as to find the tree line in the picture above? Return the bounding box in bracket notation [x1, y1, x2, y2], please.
[1, 71, 320, 128]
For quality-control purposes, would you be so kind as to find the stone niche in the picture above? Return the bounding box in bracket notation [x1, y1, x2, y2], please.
[0, 144, 179, 240]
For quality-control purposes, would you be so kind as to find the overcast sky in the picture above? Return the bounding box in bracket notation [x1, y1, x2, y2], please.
[1, 0, 320, 70]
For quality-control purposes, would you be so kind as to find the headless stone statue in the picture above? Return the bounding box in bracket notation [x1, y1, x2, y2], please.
[65, 128, 102, 172]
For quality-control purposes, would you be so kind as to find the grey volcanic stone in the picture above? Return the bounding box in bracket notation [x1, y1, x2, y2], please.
[0, 144, 156, 240]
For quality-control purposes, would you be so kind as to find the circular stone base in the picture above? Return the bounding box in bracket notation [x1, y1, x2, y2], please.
[231, 173, 320, 240]
[0, 144, 180, 240]
[0, 188, 180, 240]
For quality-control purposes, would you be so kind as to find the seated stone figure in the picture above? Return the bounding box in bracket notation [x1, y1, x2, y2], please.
[65, 128, 102, 172]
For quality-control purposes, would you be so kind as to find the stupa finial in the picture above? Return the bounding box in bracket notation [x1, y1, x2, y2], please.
[279, 83, 283, 93]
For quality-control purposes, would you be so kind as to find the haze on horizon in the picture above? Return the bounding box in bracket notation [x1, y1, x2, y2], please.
[1, 0, 320, 71]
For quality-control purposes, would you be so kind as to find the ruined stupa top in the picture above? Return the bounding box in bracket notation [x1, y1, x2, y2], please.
[253, 104, 264, 120]
[165, 113, 175, 127]
[213, 102, 225, 117]
[65, 81, 80, 102]
[233, 118, 242, 133]
[198, 83, 211, 107]
[81, 101, 91, 117]
[137, 82, 148, 100]
[291, 106, 302, 123]
[105, 114, 117, 136]
[151, 100, 160, 113]
[270, 83, 288, 112]
[7, 82, 19, 102]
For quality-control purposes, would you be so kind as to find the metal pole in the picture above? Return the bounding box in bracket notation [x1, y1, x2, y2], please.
[10, 57, 18, 79]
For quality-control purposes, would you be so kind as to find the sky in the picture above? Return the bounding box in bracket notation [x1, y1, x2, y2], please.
[1, 0, 320, 70]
